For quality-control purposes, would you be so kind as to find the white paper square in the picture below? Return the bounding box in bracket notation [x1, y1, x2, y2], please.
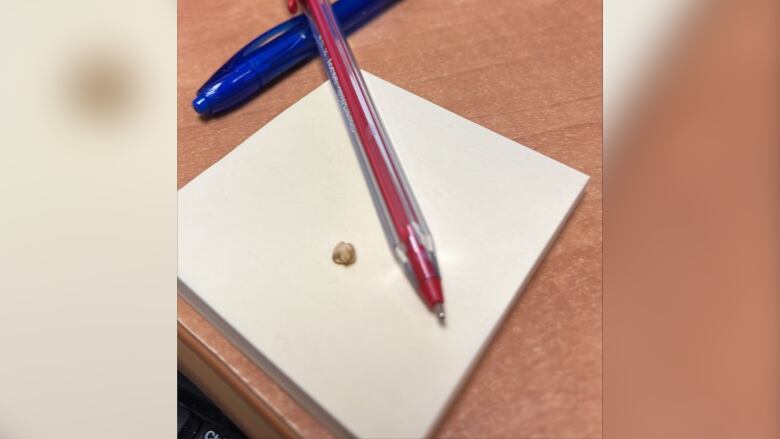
[178, 72, 588, 438]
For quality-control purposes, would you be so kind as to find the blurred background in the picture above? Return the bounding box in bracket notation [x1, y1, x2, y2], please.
[605, 0, 778, 437]
[0, 1, 175, 438]
[0, 0, 776, 437]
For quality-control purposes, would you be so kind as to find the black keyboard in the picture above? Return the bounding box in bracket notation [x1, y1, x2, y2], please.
[178, 372, 247, 439]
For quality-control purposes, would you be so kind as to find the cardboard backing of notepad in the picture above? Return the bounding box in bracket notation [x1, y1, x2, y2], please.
[178, 71, 588, 439]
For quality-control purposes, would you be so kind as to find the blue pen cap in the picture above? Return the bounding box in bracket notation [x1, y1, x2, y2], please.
[193, 0, 397, 116]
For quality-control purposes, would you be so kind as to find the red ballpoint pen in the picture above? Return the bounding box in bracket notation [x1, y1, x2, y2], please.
[288, 0, 445, 321]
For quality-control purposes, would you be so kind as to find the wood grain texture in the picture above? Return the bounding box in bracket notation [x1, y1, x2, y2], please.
[178, 0, 602, 437]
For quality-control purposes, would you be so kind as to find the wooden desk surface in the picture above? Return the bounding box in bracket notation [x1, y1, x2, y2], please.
[178, 1, 602, 437]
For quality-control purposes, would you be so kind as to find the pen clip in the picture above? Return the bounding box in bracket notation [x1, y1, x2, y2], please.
[200, 15, 306, 91]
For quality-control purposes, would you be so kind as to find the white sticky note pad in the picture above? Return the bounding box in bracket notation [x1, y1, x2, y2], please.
[178, 72, 588, 438]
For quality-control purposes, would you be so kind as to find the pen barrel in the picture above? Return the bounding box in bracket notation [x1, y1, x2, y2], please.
[301, 0, 441, 299]
[195, 0, 398, 115]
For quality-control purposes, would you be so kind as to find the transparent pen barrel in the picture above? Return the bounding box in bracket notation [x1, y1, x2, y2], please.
[303, 0, 437, 263]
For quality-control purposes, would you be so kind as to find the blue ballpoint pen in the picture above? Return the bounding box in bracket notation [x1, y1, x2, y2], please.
[193, 0, 397, 116]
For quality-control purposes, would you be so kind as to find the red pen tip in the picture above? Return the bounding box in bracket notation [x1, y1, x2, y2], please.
[433, 303, 446, 322]
[421, 276, 444, 306]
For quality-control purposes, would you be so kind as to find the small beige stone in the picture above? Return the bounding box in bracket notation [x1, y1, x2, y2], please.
[332, 241, 357, 266]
